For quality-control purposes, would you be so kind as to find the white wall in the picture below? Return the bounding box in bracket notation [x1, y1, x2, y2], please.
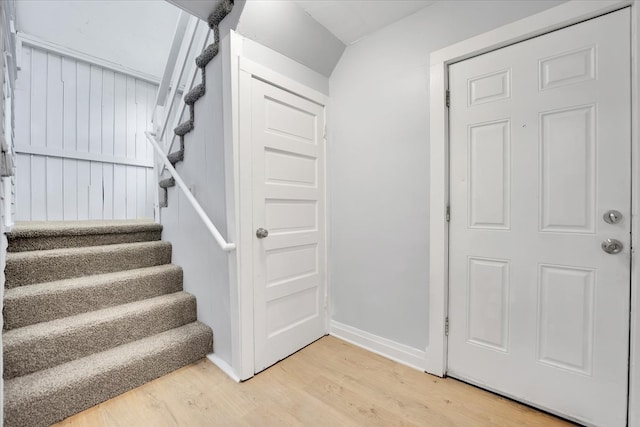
[14, 46, 157, 221]
[235, 0, 345, 77]
[160, 32, 233, 365]
[234, 32, 331, 96]
[15, 0, 180, 79]
[328, 0, 565, 352]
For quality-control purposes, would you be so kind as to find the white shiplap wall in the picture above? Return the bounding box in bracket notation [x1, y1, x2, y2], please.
[14, 45, 157, 221]
[2, 62, 15, 226]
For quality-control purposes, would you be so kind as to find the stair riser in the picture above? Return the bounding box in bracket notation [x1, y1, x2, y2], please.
[5, 242, 172, 288]
[4, 294, 197, 379]
[8, 230, 162, 252]
[4, 266, 183, 330]
[4, 324, 212, 427]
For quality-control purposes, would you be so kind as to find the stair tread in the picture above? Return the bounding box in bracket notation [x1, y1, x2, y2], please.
[195, 41, 220, 68]
[174, 120, 194, 136]
[8, 220, 161, 239]
[4, 291, 194, 345]
[184, 83, 205, 105]
[5, 321, 211, 391]
[207, 0, 234, 28]
[7, 240, 170, 261]
[4, 264, 182, 300]
[159, 177, 175, 188]
[5, 241, 172, 288]
[4, 322, 212, 427]
[3, 292, 196, 379]
[4, 265, 184, 330]
[167, 150, 184, 165]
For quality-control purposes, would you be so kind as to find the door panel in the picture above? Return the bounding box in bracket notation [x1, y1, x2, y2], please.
[251, 78, 326, 373]
[448, 9, 631, 426]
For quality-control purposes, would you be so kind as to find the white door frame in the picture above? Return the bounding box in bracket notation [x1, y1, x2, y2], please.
[428, 1, 640, 424]
[232, 54, 329, 381]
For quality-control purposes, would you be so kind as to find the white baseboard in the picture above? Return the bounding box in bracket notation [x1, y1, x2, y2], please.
[330, 320, 427, 372]
[206, 353, 241, 383]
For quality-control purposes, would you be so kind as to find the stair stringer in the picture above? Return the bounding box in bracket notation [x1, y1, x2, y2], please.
[159, 0, 234, 207]
[156, 30, 235, 367]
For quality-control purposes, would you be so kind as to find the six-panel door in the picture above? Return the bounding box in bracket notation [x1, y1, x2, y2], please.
[448, 9, 631, 426]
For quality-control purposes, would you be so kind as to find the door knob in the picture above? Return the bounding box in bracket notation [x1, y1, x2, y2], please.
[256, 228, 269, 239]
[602, 238, 623, 254]
[603, 210, 623, 224]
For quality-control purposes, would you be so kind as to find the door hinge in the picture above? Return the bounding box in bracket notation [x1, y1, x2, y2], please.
[445, 317, 449, 336]
[446, 205, 450, 222]
[446, 90, 450, 108]
[323, 125, 327, 140]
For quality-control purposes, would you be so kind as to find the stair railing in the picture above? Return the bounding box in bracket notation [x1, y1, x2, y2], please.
[148, 6, 235, 252]
[145, 131, 235, 252]
[153, 13, 211, 155]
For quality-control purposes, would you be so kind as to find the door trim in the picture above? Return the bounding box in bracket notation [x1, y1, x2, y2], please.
[427, 1, 640, 424]
[232, 53, 329, 381]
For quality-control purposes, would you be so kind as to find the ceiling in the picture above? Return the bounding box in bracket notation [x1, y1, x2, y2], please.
[16, 0, 181, 79]
[165, 0, 217, 22]
[164, 1, 438, 46]
[293, 0, 437, 45]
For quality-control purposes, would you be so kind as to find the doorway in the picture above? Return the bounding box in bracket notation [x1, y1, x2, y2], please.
[239, 63, 328, 375]
[446, 9, 630, 426]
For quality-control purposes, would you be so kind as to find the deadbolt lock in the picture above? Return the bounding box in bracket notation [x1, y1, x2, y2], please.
[603, 210, 623, 224]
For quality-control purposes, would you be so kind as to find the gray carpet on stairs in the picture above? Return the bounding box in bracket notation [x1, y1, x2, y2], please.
[4, 264, 183, 329]
[4, 292, 197, 379]
[7, 219, 162, 252]
[3, 220, 214, 427]
[161, 0, 234, 209]
[4, 322, 213, 427]
[5, 240, 172, 287]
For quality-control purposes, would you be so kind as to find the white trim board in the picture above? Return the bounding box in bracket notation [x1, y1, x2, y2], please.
[206, 353, 241, 383]
[17, 32, 161, 85]
[330, 321, 427, 372]
[428, 1, 639, 425]
[629, 3, 640, 426]
[15, 145, 153, 169]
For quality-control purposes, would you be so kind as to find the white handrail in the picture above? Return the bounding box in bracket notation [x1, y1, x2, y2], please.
[154, 11, 190, 109]
[145, 131, 236, 252]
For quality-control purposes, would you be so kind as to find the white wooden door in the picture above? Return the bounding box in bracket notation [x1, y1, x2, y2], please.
[448, 9, 631, 426]
[250, 77, 327, 373]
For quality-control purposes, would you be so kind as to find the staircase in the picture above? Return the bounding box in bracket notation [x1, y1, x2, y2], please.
[159, 0, 234, 208]
[3, 220, 213, 427]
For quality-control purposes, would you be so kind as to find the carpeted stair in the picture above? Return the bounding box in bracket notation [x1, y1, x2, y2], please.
[3, 220, 213, 427]
[159, 0, 234, 208]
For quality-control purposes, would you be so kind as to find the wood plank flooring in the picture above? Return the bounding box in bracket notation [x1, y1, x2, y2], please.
[54, 336, 573, 426]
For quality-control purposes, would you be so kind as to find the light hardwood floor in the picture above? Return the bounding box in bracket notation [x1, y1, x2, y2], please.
[54, 336, 573, 426]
